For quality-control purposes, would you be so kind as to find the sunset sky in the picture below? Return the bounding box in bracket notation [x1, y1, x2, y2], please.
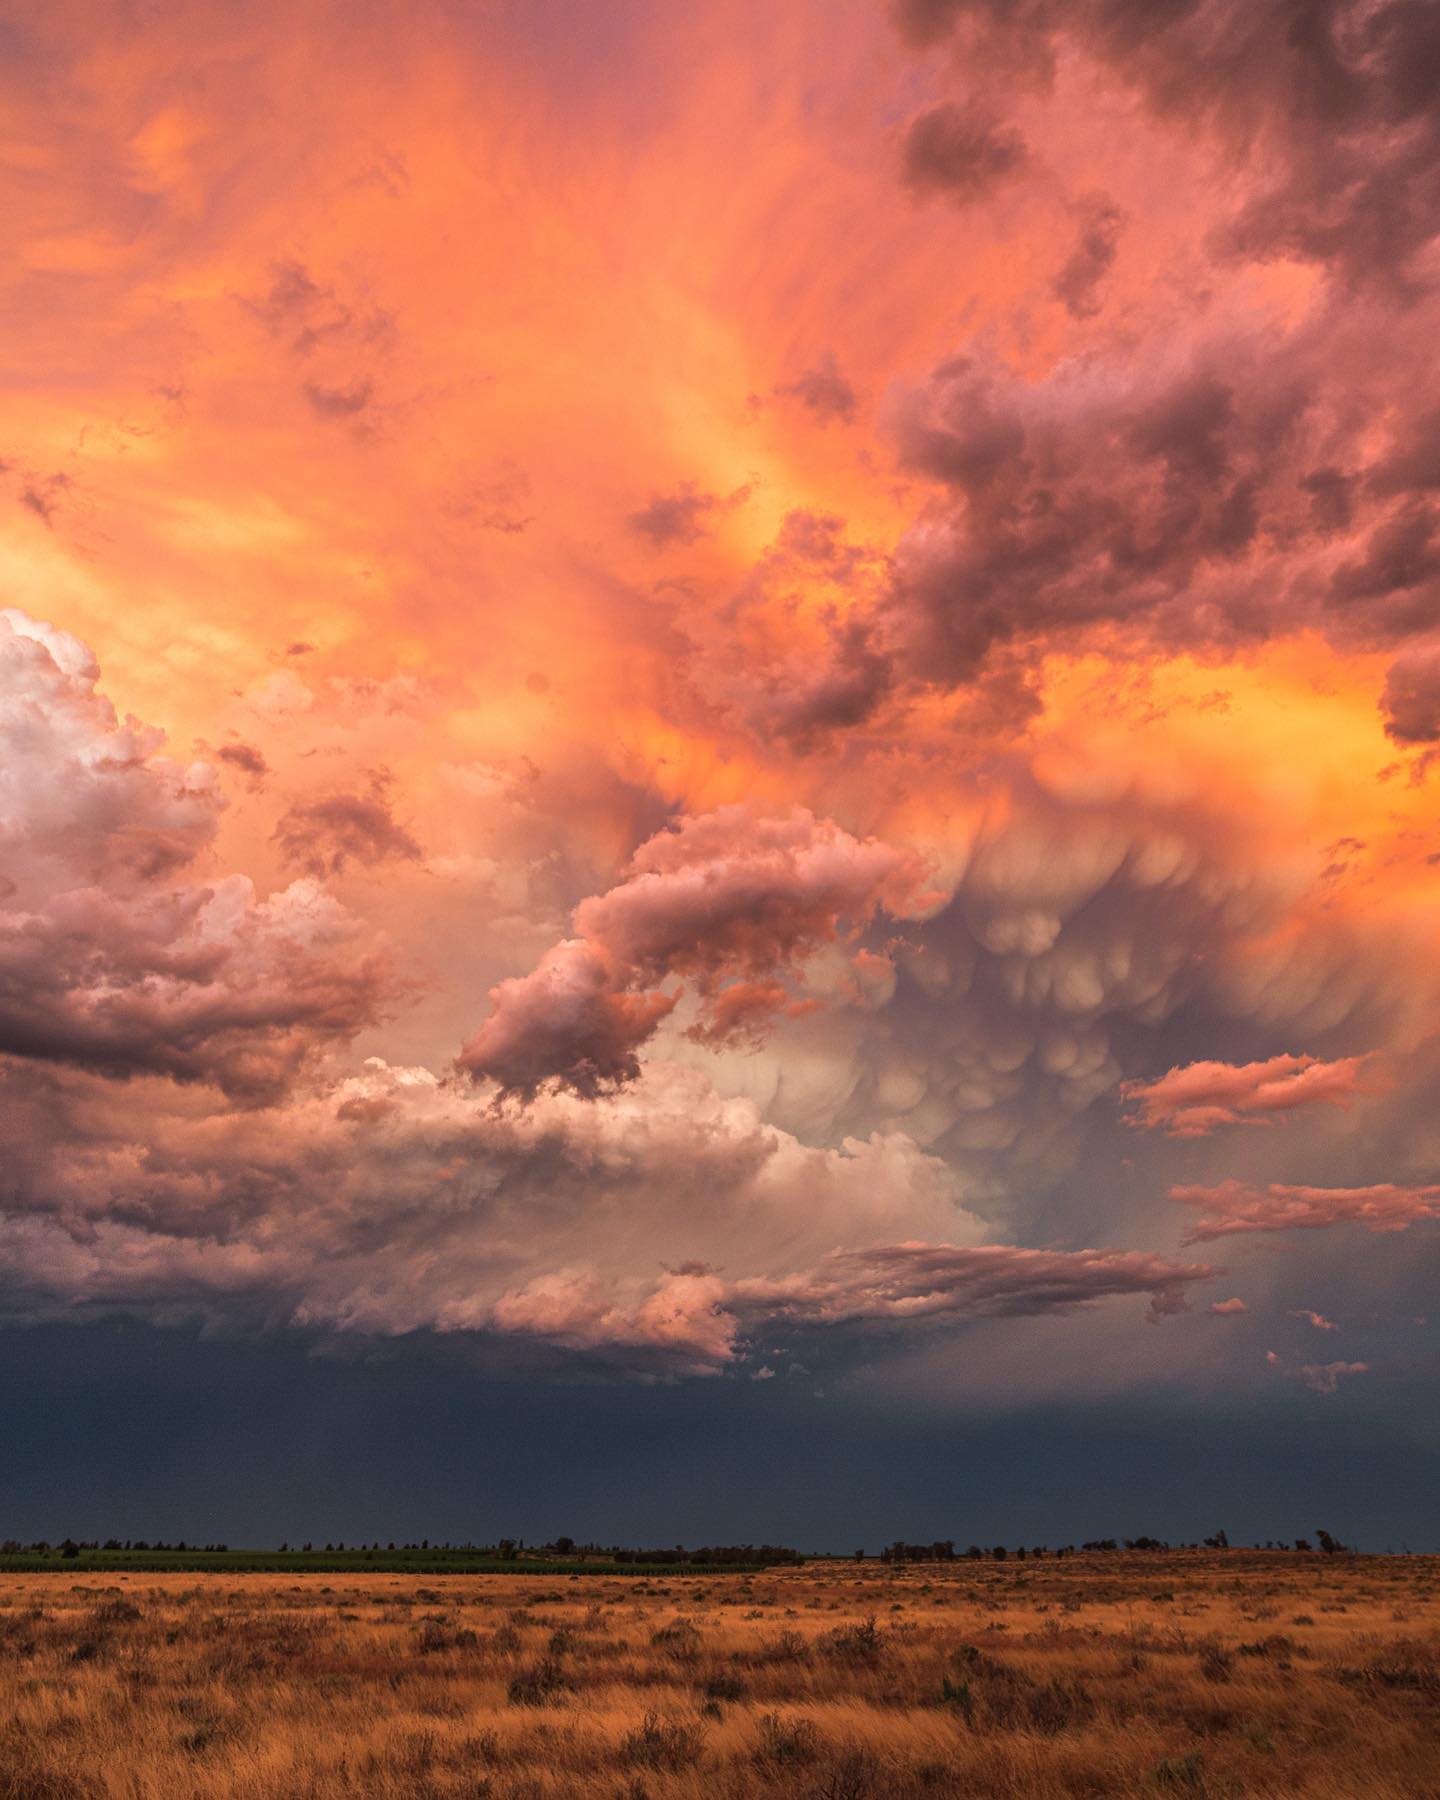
[3, 0, 1439, 1548]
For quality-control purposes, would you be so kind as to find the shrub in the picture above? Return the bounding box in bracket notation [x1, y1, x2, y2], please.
[702, 1671, 747, 1702]
[620, 1712, 706, 1771]
[754, 1712, 822, 1768]
[506, 1657, 570, 1705]
[1153, 1751, 1207, 1792]
[822, 1615, 884, 1664]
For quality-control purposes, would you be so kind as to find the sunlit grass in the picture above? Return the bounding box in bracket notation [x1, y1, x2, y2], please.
[0, 1551, 1435, 1796]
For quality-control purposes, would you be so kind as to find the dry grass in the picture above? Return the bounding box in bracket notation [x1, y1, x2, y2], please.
[1, 1552, 1438, 1797]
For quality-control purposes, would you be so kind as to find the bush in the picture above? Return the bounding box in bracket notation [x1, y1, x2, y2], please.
[754, 1712, 822, 1769]
[702, 1671, 747, 1702]
[822, 1616, 884, 1664]
[620, 1712, 706, 1771]
[506, 1657, 570, 1705]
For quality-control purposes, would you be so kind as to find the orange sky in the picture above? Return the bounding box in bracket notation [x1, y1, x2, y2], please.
[2, 0, 1438, 1391]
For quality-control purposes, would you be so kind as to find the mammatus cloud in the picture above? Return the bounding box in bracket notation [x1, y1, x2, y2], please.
[459, 807, 940, 1097]
[1174, 1181, 1440, 1242]
[1122, 1054, 1375, 1136]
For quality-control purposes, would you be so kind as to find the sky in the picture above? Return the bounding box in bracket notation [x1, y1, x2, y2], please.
[1, 0, 1438, 1549]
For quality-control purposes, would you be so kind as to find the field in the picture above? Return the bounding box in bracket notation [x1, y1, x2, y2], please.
[1, 1552, 1437, 1798]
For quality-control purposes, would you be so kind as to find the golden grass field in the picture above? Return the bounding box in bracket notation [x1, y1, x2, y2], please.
[1, 1552, 1437, 1798]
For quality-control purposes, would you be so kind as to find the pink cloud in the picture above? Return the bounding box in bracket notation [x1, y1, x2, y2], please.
[1381, 639, 1440, 745]
[1208, 1297, 1247, 1316]
[731, 1241, 1216, 1331]
[1122, 1053, 1375, 1136]
[1299, 1361, 1369, 1395]
[1173, 1180, 1440, 1243]
[1290, 1309, 1338, 1331]
[459, 806, 940, 1097]
[0, 611, 394, 1102]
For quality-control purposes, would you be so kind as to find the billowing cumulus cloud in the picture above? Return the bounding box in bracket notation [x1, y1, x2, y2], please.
[1122, 1054, 1375, 1137]
[0, 612, 393, 1101]
[0, 1054, 1213, 1373]
[460, 807, 941, 1097]
[1380, 640, 1440, 745]
[1174, 1181, 1440, 1242]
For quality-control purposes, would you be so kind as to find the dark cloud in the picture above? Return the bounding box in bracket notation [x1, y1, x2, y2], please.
[1051, 195, 1124, 320]
[215, 740, 270, 787]
[1380, 639, 1440, 744]
[876, 311, 1440, 698]
[734, 1241, 1216, 1330]
[303, 378, 373, 419]
[773, 352, 859, 424]
[627, 481, 731, 547]
[892, 0, 1440, 290]
[273, 773, 422, 877]
[901, 100, 1029, 205]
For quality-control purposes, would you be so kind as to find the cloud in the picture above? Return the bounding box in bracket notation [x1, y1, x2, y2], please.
[1380, 639, 1440, 745]
[772, 352, 859, 425]
[627, 481, 748, 548]
[1291, 1309, 1338, 1331]
[732, 1241, 1217, 1333]
[1121, 1053, 1375, 1136]
[901, 101, 1029, 205]
[891, 0, 1440, 289]
[1299, 1360, 1368, 1395]
[215, 740, 270, 788]
[1173, 1180, 1440, 1242]
[1051, 194, 1124, 320]
[273, 772, 423, 876]
[0, 1052, 1217, 1372]
[0, 611, 394, 1101]
[1208, 1297, 1247, 1316]
[459, 806, 940, 1097]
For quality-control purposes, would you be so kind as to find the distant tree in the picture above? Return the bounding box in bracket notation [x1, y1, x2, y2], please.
[553, 1536, 574, 1555]
[1316, 1528, 1344, 1555]
[60, 1539, 79, 1559]
[992, 1545, 1007, 1562]
[1294, 1538, 1312, 1551]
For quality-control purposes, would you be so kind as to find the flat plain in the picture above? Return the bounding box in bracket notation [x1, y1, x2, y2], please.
[1, 1551, 1437, 1798]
